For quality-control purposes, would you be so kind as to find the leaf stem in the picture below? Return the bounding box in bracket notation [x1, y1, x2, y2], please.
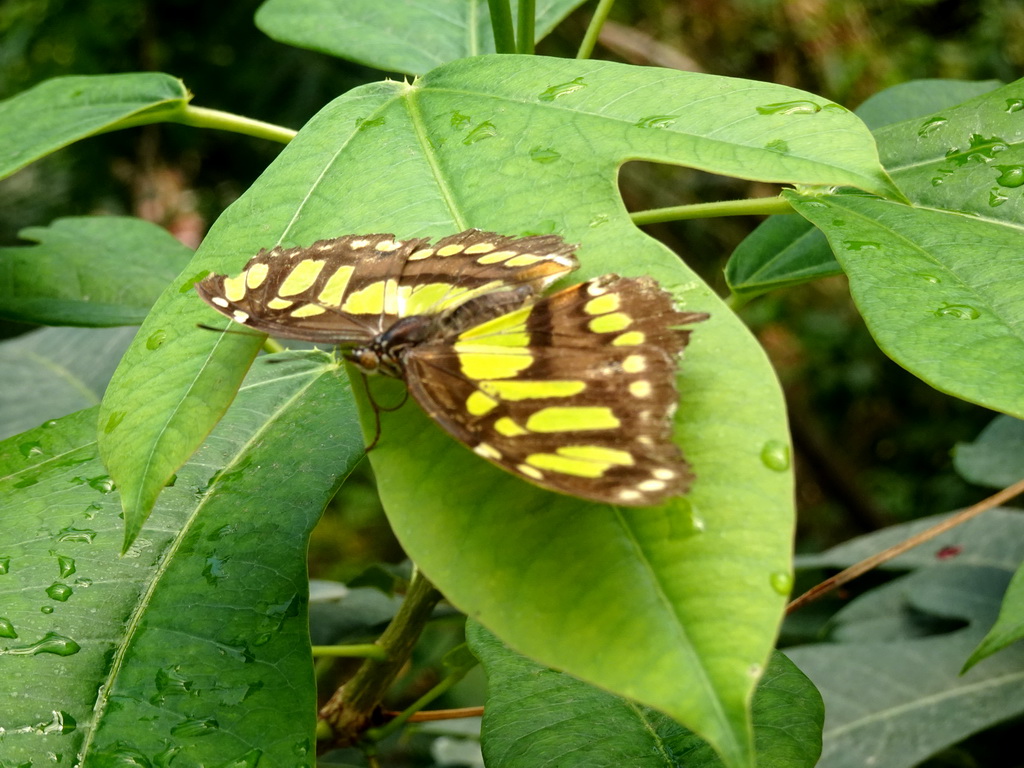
[787, 476, 1024, 613]
[516, 0, 535, 54]
[318, 569, 442, 746]
[630, 195, 794, 226]
[577, 0, 617, 59]
[487, 0, 517, 53]
[169, 105, 297, 144]
[312, 643, 389, 661]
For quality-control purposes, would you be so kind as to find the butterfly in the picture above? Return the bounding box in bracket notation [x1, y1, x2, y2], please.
[195, 229, 707, 505]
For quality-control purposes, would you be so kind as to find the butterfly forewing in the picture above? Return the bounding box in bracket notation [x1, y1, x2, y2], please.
[402, 275, 708, 506]
[194, 230, 579, 344]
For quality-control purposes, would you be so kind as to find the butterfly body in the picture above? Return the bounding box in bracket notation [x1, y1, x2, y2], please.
[196, 229, 707, 506]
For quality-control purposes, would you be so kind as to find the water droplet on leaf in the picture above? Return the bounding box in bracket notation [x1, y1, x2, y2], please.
[56, 526, 98, 544]
[917, 116, 948, 137]
[634, 115, 676, 129]
[770, 571, 793, 595]
[756, 100, 822, 115]
[1, 631, 81, 656]
[529, 146, 561, 163]
[46, 583, 73, 602]
[760, 440, 790, 471]
[0, 617, 17, 638]
[934, 303, 980, 320]
[462, 121, 497, 145]
[995, 165, 1024, 188]
[537, 76, 586, 101]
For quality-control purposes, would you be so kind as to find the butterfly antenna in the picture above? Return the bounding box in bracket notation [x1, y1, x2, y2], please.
[360, 371, 383, 452]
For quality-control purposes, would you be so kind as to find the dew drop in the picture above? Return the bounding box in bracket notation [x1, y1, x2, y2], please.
[46, 583, 73, 602]
[56, 526, 98, 544]
[170, 717, 219, 737]
[588, 213, 610, 228]
[634, 114, 677, 129]
[537, 76, 587, 101]
[990, 188, 1009, 207]
[57, 555, 77, 578]
[1, 631, 81, 656]
[40, 709, 77, 735]
[151, 664, 193, 704]
[83, 501, 103, 519]
[202, 556, 228, 585]
[946, 133, 1010, 166]
[146, 329, 168, 350]
[1005, 98, 1024, 114]
[831, 218, 846, 227]
[450, 110, 472, 129]
[995, 165, 1024, 188]
[41, 605, 54, 614]
[88, 475, 115, 493]
[917, 116, 948, 137]
[770, 571, 793, 595]
[913, 272, 941, 285]
[0, 556, 10, 574]
[760, 440, 790, 471]
[764, 139, 790, 153]
[462, 121, 497, 145]
[844, 240, 879, 251]
[0, 617, 17, 638]
[13, 474, 39, 489]
[219, 748, 263, 768]
[104, 410, 126, 434]
[755, 100, 822, 115]
[529, 146, 561, 163]
[934, 303, 980, 320]
[355, 115, 386, 130]
[42, 419, 59, 428]
[19, 440, 44, 459]
[74, 577, 94, 588]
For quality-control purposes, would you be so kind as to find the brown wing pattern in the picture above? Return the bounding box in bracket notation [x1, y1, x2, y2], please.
[194, 230, 579, 345]
[402, 275, 709, 506]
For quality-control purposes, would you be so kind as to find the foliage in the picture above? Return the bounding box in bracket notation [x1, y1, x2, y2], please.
[1, 2, 1022, 768]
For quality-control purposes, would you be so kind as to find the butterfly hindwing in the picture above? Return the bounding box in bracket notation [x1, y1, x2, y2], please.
[402, 275, 708, 506]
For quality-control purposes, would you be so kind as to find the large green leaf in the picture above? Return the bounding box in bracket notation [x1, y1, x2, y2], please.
[0, 217, 193, 327]
[0, 351, 359, 766]
[789, 193, 1024, 419]
[788, 562, 1024, 768]
[0, 326, 136, 441]
[255, 0, 586, 76]
[469, 621, 822, 768]
[725, 78, 1006, 300]
[0, 73, 189, 181]
[100, 55, 895, 765]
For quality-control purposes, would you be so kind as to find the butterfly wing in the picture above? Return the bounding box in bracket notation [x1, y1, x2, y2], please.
[402, 275, 708, 506]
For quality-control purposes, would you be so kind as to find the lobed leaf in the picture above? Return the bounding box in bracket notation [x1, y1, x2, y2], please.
[953, 414, 1024, 489]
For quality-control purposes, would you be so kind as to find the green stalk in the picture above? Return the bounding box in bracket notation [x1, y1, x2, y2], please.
[487, 0, 517, 53]
[168, 105, 297, 143]
[312, 644, 389, 661]
[577, 0, 617, 59]
[516, 0, 536, 54]
[318, 570, 442, 746]
[630, 195, 794, 226]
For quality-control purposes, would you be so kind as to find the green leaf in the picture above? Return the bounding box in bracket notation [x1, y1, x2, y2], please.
[99, 55, 898, 765]
[964, 560, 1024, 671]
[0, 351, 359, 766]
[0, 73, 190, 181]
[0, 217, 193, 326]
[878, 77, 1024, 224]
[254, 0, 586, 76]
[954, 415, 1024, 489]
[787, 564, 1024, 768]
[725, 78, 1006, 300]
[468, 621, 823, 768]
[788, 193, 1024, 419]
[0, 326, 136, 441]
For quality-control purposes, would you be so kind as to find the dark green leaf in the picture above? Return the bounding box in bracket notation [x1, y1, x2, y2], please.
[0, 217, 193, 326]
[954, 415, 1024, 489]
[468, 622, 823, 768]
[0, 351, 360, 765]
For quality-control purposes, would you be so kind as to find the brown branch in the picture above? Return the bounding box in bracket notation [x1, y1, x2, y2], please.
[787, 476, 1024, 614]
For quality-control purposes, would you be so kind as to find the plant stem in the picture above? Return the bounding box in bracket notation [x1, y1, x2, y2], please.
[318, 569, 442, 747]
[312, 644, 389, 661]
[487, 0, 517, 54]
[516, 0, 535, 54]
[577, 0, 617, 59]
[170, 105, 297, 144]
[365, 661, 476, 743]
[631, 195, 794, 226]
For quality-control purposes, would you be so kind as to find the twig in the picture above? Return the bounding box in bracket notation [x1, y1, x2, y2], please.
[787, 476, 1024, 614]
